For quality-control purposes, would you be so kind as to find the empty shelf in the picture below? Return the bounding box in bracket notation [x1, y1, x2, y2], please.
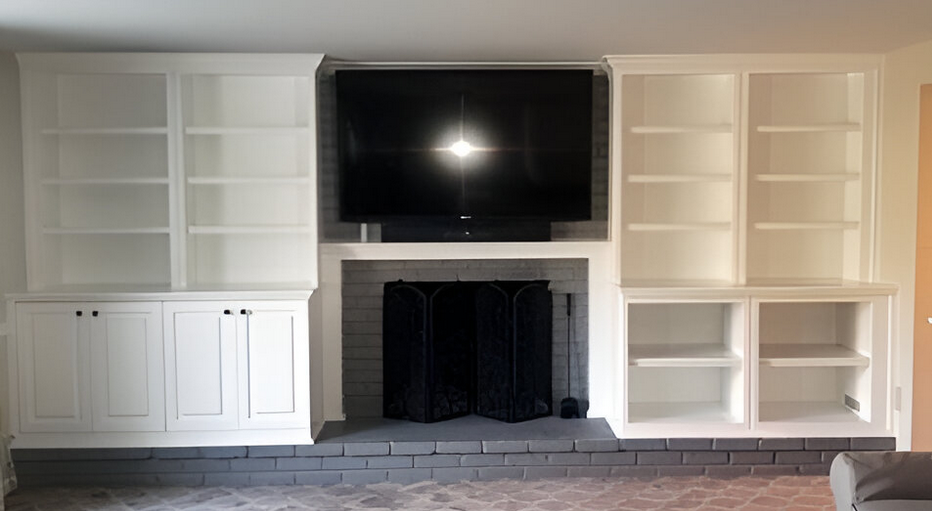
[188, 225, 312, 234]
[759, 344, 869, 367]
[756, 123, 861, 133]
[754, 222, 858, 230]
[758, 401, 864, 423]
[627, 222, 732, 232]
[629, 344, 740, 367]
[755, 173, 859, 182]
[43, 227, 170, 234]
[42, 177, 170, 185]
[629, 124, 733, 134]
[41, 127, 168, 135]
[627, 174, 732, 183]
[185, 126, 310, 135]
[187, 176, 312, 185]
[628, 402, 738, 424]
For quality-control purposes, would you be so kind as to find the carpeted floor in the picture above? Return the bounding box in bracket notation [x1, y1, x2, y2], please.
[3, 475, 835, 510]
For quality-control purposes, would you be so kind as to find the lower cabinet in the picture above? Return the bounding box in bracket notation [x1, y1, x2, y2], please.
[12, 296, 311, 445]
[16, 301, 164, 433]
[163, 302, 238, 431]
[619, 289, 894, 438]
[163, 300, 310, 431]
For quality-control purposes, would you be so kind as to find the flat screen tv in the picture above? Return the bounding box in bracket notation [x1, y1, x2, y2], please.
[336, 69, 593, 232]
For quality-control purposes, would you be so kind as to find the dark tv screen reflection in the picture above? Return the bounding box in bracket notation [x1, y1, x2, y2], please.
[336, 69, 593, 222]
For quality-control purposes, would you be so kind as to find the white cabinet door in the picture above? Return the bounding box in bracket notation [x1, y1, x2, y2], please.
[89, 302, 165, 432]
[163, 302, 238, 431]
[236, 301, 309, 429]
[16, 303, 91, 433]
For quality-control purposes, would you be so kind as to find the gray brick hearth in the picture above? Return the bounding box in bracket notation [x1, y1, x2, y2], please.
[12, 435, 896, 486]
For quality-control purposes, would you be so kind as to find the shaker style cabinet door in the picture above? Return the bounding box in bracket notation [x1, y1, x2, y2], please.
[16, 303, 92, 433]
[163, 302, 238, 431]
[89, 302, 165, 432]
[236, 301, 310, 429]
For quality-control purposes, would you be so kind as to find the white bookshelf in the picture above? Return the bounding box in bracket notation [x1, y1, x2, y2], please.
[620, 73, 738, 284]
[18, 54, 323, 291]
[23, 70, 172, 289]
[747, 72, 874, 284]
[625, 300, 746, 426]
[181, 73, 315, 287]
[753, 298, 886, 430]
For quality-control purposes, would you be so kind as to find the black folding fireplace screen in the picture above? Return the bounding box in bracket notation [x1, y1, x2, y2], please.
[382, 281, 552, 423]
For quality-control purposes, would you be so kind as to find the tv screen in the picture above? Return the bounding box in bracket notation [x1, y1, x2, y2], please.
[336, 69, 593, 222]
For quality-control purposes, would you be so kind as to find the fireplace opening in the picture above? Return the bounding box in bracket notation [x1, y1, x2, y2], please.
[383, 280, 552, 424]
[341, 259, 589, 424]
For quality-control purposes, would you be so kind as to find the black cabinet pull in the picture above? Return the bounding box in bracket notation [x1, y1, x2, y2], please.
[240, 309, 246, 315]
[76, 311, 82, 317]
[223, 310, 232, 315]
[92, 311, 99, 317]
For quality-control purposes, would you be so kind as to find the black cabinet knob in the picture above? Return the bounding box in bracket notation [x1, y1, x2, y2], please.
[76, 311, 82, 317]
[223, 310, 232, 315]
[92, 311, 99, 317]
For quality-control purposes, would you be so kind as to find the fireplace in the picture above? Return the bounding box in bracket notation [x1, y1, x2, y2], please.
[341, 259, 589, 421]
[382, 281, 553, 424]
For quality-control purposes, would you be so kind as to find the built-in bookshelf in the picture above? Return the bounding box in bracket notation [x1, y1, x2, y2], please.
[620, 73, 738, 285]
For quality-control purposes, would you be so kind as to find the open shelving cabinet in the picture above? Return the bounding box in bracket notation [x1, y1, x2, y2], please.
[746, 72, 875, 284]
[619, 73, 739, 285]
[623, 298, 748, 436]
[610, 57, 878, 287]
[619, 288, 892, 438]
[752, 296, 889, 436]
[181, 73, 316, 288]
[21, 70, 173, 289]
[18, 53, 323, 292]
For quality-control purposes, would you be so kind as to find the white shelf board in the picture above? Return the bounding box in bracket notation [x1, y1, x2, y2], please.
[756, 123, 861, 133]
[188, 225, 313, 235]
[754, 173, 859, 183]
[187, 176, 311, 185]
[43, 227, 170, 235]
[627, 402, 738, 424]
[629, 124, 733, 135]
[185, 126, 310, 135]
[42, 177, 170, 185]
[627, 173, 732, 184]
[629, 343, 740, 367]
[41, 127, 168, 135]
[627, 222, 731, 232]
[759, 344, 869, 367]
[758, 401, 864, 423]
[753, 222, 859, 230]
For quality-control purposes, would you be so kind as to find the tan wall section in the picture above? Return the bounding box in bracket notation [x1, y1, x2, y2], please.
[879, 39, 932, 450]
[913, 85, 932, 450]
[0, 52, 26, 434]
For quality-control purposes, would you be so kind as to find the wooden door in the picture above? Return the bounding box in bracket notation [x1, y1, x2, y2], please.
[914, 84, 932, 450]
[163, 301, 238, 431]
[16, 302, 91, 432]
[89, 302, 164, 432]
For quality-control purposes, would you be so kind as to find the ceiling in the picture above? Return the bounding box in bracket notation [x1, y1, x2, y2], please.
[2, 0, 932, 61]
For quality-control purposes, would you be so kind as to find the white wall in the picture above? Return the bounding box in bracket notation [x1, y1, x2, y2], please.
[0, 52, 25, 434]
[878, 38, 932, 450]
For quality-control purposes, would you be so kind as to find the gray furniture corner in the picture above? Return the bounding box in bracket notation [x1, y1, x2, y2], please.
[830, 451, 932, 511]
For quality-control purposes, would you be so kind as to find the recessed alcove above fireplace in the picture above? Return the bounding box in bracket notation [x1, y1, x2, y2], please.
[341, 259, 589, 420]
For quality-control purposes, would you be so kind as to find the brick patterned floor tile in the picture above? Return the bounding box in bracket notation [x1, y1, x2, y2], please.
[5, 476, 837, 510]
